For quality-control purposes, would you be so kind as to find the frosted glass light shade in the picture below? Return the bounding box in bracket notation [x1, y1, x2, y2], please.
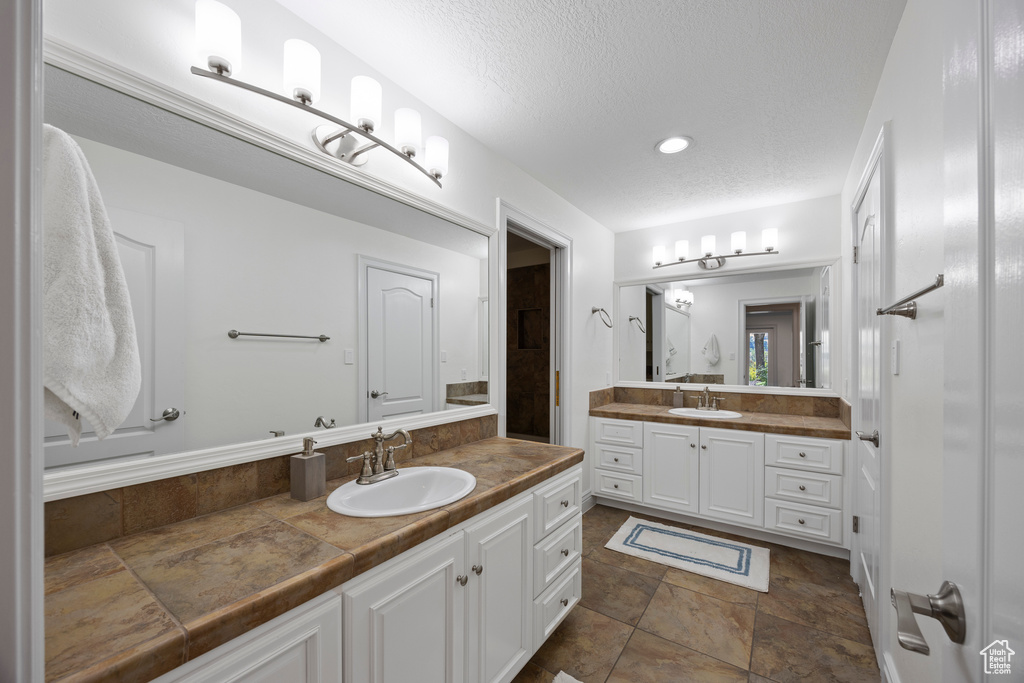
[196, 0, 241, 76]
[674, 240, 689, 261]
[653, 245, 666, 265]
[394, 108, 422, 157]
[283, 39, 321, 103]
[425, 136, 449, 178]
[701, 235, 716, 256]
[731, 231, 746, 253]
[351, 76, 382, 131]
[762, 228, 779, 251]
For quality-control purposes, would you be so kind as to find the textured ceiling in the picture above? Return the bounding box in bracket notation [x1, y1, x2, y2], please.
[274, 0, 906, 232]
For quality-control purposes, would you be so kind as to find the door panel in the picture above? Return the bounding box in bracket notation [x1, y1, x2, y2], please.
[698, 428, 764, 526]
[44, 206, 185, 468]
[642, 423, 699, 514]
[366, 265, 435, 423]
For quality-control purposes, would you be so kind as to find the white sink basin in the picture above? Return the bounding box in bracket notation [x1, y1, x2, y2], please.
[668, 408, 743, 420]
[326, 466, 477, 518]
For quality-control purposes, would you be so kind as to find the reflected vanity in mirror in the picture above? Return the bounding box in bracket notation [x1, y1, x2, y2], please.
[42, 65, 491, 471]
[618, 265, 834, 389]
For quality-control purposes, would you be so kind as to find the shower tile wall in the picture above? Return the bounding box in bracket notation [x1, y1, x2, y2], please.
[507, 264, 550, 439]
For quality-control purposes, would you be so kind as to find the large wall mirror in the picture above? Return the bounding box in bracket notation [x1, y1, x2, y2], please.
[43, 65, 492, 472]
[617, 264, 834, 389]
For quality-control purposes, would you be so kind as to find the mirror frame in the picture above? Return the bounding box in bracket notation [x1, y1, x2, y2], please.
[42, 39, 500, 501]
[612, 259, 841, 395]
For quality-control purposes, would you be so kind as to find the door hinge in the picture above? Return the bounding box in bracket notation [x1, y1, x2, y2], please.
[555, 370, 560, 408]
[431, 297, 434, 308]
[853, 246, 859, 264]
[853, 515, 860, 533]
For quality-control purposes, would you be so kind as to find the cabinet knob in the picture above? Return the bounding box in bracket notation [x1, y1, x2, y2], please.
[701, 444, 707, 450]
[613, 457, 619, 462]
[690, 443, 696, 448]
[798, 519, 806, 525]
[612, 484, 619, 489]
[798, 452, 807, 458]
[560, 598, 569, 607]
[799, 485, 806, 491]
[561, 548, 570, 557]
[472, 564, 483, 575]
[457, 574, 468, 586]
[561, 499, 570, 507]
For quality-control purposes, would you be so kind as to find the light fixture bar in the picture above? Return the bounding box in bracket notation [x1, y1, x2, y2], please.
[190, 66, 443, 188]
[652, 248, 779, 270]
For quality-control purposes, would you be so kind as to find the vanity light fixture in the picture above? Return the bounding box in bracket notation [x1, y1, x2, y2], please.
[191, 0, 449, 187]
[652, 228, 780, 270]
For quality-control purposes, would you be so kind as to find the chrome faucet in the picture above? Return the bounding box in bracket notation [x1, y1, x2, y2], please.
[314, 416, 336, 429]
[697, 385, 722, 411]
[346, 426, 412, 485]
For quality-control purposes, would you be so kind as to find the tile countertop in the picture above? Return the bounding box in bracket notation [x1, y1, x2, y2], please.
[590, 403, 851, 440]
[44, 437, 584, 683]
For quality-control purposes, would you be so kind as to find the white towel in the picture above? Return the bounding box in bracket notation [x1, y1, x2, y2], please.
[702, 333, 720, 366]
[553, 673, 584, 683]
[42, 124, 141, 446]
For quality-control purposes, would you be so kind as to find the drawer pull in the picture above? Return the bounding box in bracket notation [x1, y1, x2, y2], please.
[613, 457, 619, 462]
[798, 519, 806, 525]
[799, 485, 807, 491]
[690, 443, 696, 448]
[457, 575, 468, 586]
[613, 484, 619, 489]
[472, 564, 483, 575]
[799, 452, 807, 458]
[561, 548, 570, 557]
[561, 499, 570, 507]
[560, 598, 569, 607]
[701, 444, 707, 450]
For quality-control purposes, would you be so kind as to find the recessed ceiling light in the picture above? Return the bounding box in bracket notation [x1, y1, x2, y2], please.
[656, 136, 693, 154]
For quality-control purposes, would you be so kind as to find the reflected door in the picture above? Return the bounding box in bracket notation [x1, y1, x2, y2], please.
[365, 264, 436, 422]
[44, 207, 185, 468]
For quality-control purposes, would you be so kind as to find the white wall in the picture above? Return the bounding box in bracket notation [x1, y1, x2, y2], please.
[839, 0, 945, 679]
[617, 285, 647, 381]
[44, 0, 616, 460]
[664, 306, 690, 378]
[78, 137, 483, 451]
[615, 195, 841, 283]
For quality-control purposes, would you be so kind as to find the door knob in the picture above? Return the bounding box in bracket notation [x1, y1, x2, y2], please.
[891, 581, 966, 655]
[856, 430, 880, 447]
[370, 390, 388, 399]
[150, 408, 180, 422]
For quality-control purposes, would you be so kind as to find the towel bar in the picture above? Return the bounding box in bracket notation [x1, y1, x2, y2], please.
[877, 274, 944, 320]
[228, 330, 330, 342]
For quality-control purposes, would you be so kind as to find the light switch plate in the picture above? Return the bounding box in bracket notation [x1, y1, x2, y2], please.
[891, 339, 900, 375]
[344, 349, 354, 365]
[441, 350, 447, 362]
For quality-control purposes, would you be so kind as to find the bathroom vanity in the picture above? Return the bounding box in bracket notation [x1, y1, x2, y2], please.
[44, 439, 583, 683]
[589, 395, 851, 554]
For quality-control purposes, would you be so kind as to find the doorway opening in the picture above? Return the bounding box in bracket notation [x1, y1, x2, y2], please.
[739, 300, 804, 387]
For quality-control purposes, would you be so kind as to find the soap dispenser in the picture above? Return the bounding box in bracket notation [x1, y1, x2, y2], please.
[291, 437, 326, 501]
[673, 385, 685, 408]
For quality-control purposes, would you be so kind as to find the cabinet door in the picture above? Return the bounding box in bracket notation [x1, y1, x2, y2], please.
[643, 422, 700, 514]
[465, 496, 534, 683]
[344, 533, 465, 683]
[699, 428, 765, 527]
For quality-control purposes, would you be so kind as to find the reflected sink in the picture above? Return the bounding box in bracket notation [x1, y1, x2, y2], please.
[668, 408, 743, 420]
[326, 466, 476, 518]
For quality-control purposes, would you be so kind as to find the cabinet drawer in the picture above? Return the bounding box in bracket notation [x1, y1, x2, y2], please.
[765, 434, 843, 474]
[765, 466, 843, 509]
[592, 418, 643, 447]
[534, 470, 582, 540]
[764, 498, 842, 544]
[534, 516, 582, 597]
[593, 470, 643, 503]
[594, 443, 643, 475]
[533, 558, 581, 650]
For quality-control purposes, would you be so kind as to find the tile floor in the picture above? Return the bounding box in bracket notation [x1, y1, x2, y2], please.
[513, 504, 881, 683]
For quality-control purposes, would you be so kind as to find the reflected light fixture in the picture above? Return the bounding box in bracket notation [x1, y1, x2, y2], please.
[651, 229, 781, 271]
[656, 136, 693, 154]
[191, 0, 449, 187]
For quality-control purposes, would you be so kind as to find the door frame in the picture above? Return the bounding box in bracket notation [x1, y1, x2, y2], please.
[497, 200, 572, 446]
[357, 256, 441, 423]
[737, 296, 801, 387]
[849, 122, 894, 672]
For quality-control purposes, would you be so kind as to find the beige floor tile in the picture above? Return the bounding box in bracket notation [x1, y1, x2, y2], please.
[749, 612, 880, 682]
[530, 606, 634, 683]
[580, 557, 660, 626]
[511, 662, 555, 683]
[607, 629, 749, 683]
[662, 567, 760, 608]
[758, 574, 872, 645]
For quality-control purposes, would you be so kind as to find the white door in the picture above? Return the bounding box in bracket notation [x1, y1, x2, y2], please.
[364, 262, 437, 423]
[465, 497, 533, 683]
[344, 533, 465, 683]
[698, 427, 765, 527]
[852, 162, 882, 649]
[44, 206, 185, 468]
[642, 422, 699, 514]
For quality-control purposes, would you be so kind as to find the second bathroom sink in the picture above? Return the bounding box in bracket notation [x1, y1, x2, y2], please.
[668, 407, 743, 419]
[327, 466, 476, 517]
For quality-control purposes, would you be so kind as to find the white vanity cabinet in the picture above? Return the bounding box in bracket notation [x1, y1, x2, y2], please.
[342, 466, 582, 683]
[642, 422, 699, 514]
[763, 434, 844, 544]
[698, 427, 765, 527]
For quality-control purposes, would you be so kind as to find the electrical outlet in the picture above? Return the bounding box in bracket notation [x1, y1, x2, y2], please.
[344, 349, 354, 365]
[728, 352, 736, 361]
[461, 368, 467, 381]
[441, 350, 447, 362]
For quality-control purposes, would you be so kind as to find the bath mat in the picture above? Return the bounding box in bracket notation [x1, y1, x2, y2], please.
[605, 516, 769, 592]
[553, 672, 583, 683]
